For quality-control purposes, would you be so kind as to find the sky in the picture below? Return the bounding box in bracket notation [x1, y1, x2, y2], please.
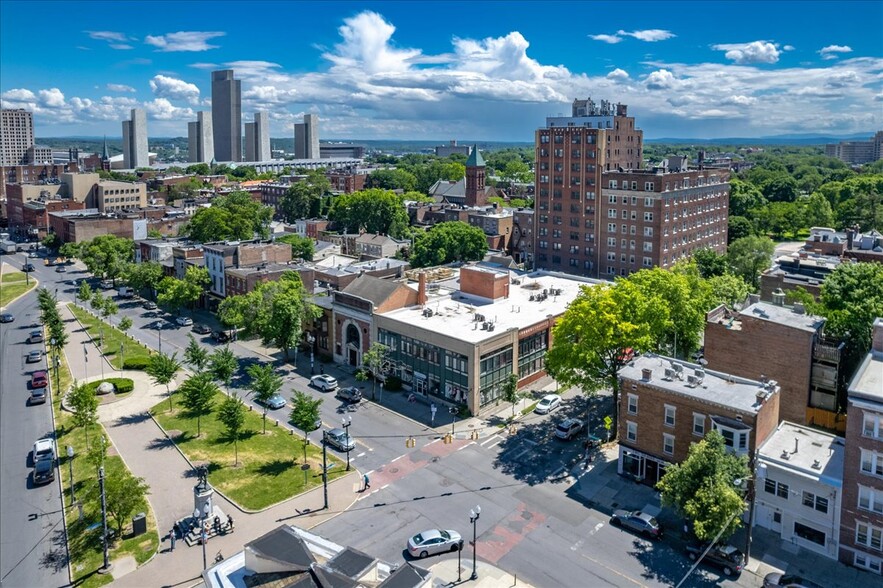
[1, 0, 881, 141]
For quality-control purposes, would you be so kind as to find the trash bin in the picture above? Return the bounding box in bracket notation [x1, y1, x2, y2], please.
[132, 512, 147, 536]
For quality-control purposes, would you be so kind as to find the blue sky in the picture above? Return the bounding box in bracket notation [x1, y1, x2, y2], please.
[1, 1, 881, 140]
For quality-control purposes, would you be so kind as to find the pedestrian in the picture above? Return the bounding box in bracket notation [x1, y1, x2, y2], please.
[363, 473, 371, 491]
[170, 529, 176, 552]
[214, 515, 221, 534]
[227, 514, 234, 531]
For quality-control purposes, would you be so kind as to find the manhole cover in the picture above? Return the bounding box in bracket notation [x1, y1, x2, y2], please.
[389, 467, 399, 474]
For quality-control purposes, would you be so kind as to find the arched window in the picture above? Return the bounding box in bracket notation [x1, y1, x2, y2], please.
[346, 324, 360, 347]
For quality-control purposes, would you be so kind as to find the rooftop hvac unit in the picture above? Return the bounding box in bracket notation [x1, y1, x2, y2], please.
[488, 323, 495, 332]
[481, 322, 489, 330]
[663, 368, 675, 380]
[693, 369, 705, 381]
[687, 375, 699, 387]
[672, 363, 683, 373]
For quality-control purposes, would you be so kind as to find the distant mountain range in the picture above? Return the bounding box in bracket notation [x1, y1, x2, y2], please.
[645, 132, 878, 146]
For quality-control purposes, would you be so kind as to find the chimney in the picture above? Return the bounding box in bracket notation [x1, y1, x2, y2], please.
[847, 227, 855, 250]
[873, 317, 883, 353]
[641, 368, 652, 381]
[772, 288, 785, 306]
[417, 272, 427, 306]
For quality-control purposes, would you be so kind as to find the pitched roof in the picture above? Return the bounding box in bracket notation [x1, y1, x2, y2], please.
[246, 526, 316, 571]
[340, 274, 403, 306]
[465, 145, 485, 167]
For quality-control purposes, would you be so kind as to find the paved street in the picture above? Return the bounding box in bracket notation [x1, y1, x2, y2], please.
[0, 257, 67, 588]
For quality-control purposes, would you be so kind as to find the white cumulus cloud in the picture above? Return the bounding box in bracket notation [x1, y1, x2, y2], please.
[1, 88, 37, 102]
[145, 31, 225, 52]
[713, 41, 781, 64]
[143, 98, 195, 120]
[645, 69, 678, 90]
[607, 68, 630, 81]
[618, 29, 676, 42]
[106, 83, 136, 93]
[589, 34, 622, 44]
[819, 45, 853, 60]
[39, 88, 66, 107]
[323, 11, 420, 74]
[149, 75, 201, 104]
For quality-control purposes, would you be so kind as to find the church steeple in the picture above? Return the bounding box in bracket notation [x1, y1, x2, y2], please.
[464, 144, 487, 207]
[102, 135, 109, 161]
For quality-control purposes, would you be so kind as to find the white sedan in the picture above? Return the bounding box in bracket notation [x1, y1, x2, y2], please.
[534, 394, 561, 414]
[407, 529, 463, 558]
[175, 316, 193, 326]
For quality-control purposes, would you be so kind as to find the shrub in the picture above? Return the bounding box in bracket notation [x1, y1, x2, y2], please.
[82, 378, 135, 395]
[123, 357, 150, 370]
[385, 375, 402, 391]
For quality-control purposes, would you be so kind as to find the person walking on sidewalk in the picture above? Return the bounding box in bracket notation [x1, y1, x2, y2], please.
[170, 529, 176, 552]
[363, 473, 370, 491]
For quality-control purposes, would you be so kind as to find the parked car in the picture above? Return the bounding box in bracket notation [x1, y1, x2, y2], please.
[311, 374, 338, 392]
[407, 529, 463, 558]
[554, 418, 584, 440]
[762, 573, 825, 588]
[0, 312, 14, 323]
[336, 386, 362, 403]
[99, 280, 114, 290]
[118, 286, 135, 298]
[30, 371, 48, 388]
[29, 387, 47, 405]
[175, 316, 193, 326]
[28, 251, 39, 258]
[192, 324, 212, 335]
[32, 438, 56, 465]
[27, 330, 44, 344]
[55, 264, 66, 273]
[143, 300, 157, 310]
[212, 330, 231, 343]
[263, 394, 286, 410]
[610, 510, 663, 540]
[32, 456, 55, 485]
[323, 427, 354, 451]
[26, 350, 43, 363]
[22, 263, 35, 272]
[534, 394, 561, 415]
[685, 542, 744, 576]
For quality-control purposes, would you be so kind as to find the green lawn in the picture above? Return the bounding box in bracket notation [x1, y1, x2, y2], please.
[153, 392, 346, 510]
[68, 303, 153, 370]
[50, 350, 159, 588]
[0, 269, 35, 307]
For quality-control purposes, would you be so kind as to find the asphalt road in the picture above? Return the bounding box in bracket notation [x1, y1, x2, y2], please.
[0, 254, 68, 588]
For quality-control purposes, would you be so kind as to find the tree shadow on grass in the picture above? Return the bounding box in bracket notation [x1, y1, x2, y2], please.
[213, 429, 259, 445]
[257, 458, 296, 477]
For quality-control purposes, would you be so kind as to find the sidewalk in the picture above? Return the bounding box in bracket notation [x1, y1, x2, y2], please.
[60, 304, 360, 586]
[565, 442, 862, 588]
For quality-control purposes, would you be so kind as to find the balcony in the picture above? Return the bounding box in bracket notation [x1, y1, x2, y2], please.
[813, 340, 844, 364]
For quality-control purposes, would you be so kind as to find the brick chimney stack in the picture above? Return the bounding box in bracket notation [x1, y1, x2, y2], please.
[417, 272, 427, 306]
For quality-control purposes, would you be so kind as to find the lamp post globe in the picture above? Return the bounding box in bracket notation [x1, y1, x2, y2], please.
[469, 505, 481, 580]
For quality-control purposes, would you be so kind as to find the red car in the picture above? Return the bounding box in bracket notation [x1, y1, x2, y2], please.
[30, 371, 48, 388]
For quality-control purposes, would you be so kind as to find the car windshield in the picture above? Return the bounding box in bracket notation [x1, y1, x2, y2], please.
[556, 423, 571, 432]
[439, 530, 450, 540]
[647, 517, 658, 526]
[413, 533, 424, 543]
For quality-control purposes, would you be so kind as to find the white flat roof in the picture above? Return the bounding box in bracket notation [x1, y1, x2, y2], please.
[378, 269, 603, 344]
[758, 421, 844, 487]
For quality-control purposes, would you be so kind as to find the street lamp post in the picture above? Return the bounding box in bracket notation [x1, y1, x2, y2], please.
[342, 416, 352, 471]
[66, 446, 75, 506]
[469, 505, 481, 581]
[308, 334, 315, 375]
[450, 406, 458, 437]
[98, 467, 111, 573]
[194, 502, 210, 570]
[321, 430, 329, 510]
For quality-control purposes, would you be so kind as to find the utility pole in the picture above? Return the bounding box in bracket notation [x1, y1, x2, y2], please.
[322, 431, 328, 510]
[98, 467, 112, 573]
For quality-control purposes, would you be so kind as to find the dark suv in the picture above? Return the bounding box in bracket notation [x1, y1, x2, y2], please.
[685, 542, 744, 576]
[212, 330, 231, 343]
[33, 457, 55, 485]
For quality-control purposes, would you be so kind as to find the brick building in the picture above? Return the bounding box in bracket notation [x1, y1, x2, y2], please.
[326, 169, 367, 194]
[510, 208, 534, 267]
[704, 299, 845, 427]
[839, 318, 883, 575]
[534, 98, 643, 277]
[1, 161, 78, 199]
[203, 241, 292, 298]
[617, 354, 781, 487]
[225, 263, 314, 298]
[48, 209, 147, 243]
[598, 165, 729, 277]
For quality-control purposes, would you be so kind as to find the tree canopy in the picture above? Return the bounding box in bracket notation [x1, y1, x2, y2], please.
[77, 235, 134, 282]
[185, 191, 272, 242]
[178, 372, 218, 437]
[275, 234, 315, 261]
[410, 221, 488, 268]
[328, 188, 410, 238]
[726, 235, 775, 289]
[277, 171, 331, 222]
[157, 266, 210, 314]
[217, 394, 247, 466]
[815, 261, 883, 357]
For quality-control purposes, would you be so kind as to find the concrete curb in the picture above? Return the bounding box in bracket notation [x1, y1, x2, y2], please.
[0, 263, 38, 310]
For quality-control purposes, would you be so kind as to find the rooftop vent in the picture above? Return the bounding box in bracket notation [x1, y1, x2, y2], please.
[781, 450, 790, 460]
[663, 368, 675, 380]
[812, 460, 821, 470]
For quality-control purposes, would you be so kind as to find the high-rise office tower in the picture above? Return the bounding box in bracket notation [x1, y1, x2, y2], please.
[0, 108, 35, 166]
[188, 111, 214, 163]
[211, 69, 242, 162]
[293, 113, 320, 159]
[244, 112, 271, 162]
[534, 98, 643, 277]
[121, 108, 149, 169]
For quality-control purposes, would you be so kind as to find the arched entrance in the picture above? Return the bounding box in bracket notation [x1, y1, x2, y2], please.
[346, 323, 361, 366]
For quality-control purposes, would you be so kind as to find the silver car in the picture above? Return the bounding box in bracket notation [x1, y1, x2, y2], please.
[26, 350, 43, 363]
[407, 529, 463, 558]
[264, 394, 286, 410]
[323, 428, 354, 451]
[311, 374, 338, 391]
[534, 394, 561, 414]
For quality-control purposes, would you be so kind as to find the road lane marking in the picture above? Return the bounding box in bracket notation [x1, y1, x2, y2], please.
[480, 434, 502, 447]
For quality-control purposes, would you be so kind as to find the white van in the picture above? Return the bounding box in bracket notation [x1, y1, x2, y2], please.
[118, 286, 135, 298]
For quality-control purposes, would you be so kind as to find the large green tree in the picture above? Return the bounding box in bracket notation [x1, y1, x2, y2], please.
[184, 334, 210, 372]
[124, 261, 165, 295]
[185, 191, 272, 242]
[545, 280, 667, 437]
[728, 178, 767, 217]
[146, 352, 182, 411]
[328, 188, 410, 237]
[816, 262, 883, 356]
[278, 172, 330, 222]
[727, 235, 775, 289]
[290, 390, 322, 433]
[69, 380, 99, 449]
[157, 266, 210, 315]
[209, 346, 239, 391]
[410, 221, 488, 268]
[103, 467, 151, 535]
[367, 168, 418, 192]
[657, 431, 750, 542]
[79, 235, 134, 282]
[218, 272, 319, 360]
[275, 234, 315, 261]
[178, 373, 217, 437]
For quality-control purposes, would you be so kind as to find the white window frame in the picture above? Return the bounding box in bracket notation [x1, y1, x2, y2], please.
[859, 485, 883, 514]
[802, 491, 829, 513]
[663, 433, 675, 455]
[711, 420, 750, 455]
[861, 449, 883, 478]
[626, 421, 637, 442]
[693, 413, 705, 436]
[664, 404, 676, 427]
[854, 553, 883, 573]
[627, 394, 638, 415]
[856, 522, 883, 552]
[864, 413, 883, 440]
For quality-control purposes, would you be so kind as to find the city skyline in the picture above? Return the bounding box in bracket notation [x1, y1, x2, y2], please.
[1, 0, 881, 141]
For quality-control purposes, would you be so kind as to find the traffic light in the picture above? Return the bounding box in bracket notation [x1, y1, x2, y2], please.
[443, 433, 452, 444]
[406, 436, 416, 448]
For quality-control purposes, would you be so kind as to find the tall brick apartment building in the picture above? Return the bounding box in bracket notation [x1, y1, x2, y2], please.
[839, 319, 883, 575]
[534, 98, 729, 278]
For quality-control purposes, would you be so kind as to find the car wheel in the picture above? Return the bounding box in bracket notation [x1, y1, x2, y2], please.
[419, 550, 428, 559]
[723, 567, 733, 577]
[610, 517, 621, 527]
[688, 552, 697, 561]
[450, 544, 459, 552]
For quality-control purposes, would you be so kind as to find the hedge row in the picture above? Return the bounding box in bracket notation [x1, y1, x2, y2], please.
[82, 377, 135, 395]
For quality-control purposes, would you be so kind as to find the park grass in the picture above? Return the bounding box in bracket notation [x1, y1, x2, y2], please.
[152, 392, 346, 510]
[0, 269, 35, 307]
[68, 303, 153, 370]
[50, 349, 159, 588]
